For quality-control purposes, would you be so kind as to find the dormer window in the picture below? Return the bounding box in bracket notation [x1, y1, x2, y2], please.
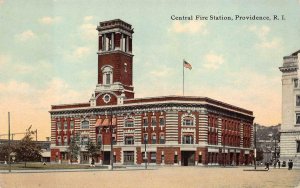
[102, 66, 113, 85]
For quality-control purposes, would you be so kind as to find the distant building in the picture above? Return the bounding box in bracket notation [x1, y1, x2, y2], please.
[49, 19, 254, 166]
[279, 50, 300, 167]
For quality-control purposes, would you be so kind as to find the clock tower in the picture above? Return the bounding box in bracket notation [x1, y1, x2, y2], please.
[90, 19, 134, 106]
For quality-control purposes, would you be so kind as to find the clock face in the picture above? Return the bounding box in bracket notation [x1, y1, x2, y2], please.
[102, 94, 111, 103]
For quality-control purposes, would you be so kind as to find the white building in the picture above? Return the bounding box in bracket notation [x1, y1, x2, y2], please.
[279, 50, 300, 167]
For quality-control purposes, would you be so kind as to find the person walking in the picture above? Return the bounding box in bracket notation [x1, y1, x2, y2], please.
[288, 159, 291, 170]
[291, 160, 293, 170]
[278, 160, 281, 169]
[265, 161, 269, 170]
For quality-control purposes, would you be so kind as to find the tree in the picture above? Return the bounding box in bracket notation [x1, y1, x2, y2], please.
[86, 140, 101, 162]
[0, 142, 15, 162]
[68, 134, 80, 164]
[14, 127, 41, 167]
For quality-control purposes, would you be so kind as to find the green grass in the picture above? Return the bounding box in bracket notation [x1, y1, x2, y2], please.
[0, 162, 108, 170]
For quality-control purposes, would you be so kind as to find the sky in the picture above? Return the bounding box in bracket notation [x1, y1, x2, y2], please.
[0, 0, 300, 140]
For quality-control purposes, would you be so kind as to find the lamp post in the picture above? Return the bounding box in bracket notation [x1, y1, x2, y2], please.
[8, 112, 11, 173]
[110, 109, 114, 171]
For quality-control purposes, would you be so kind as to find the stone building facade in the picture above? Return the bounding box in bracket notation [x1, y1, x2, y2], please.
[50, 19, 254, 166]
[279, 50, 300, 167]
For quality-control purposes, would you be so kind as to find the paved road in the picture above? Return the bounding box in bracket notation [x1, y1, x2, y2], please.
[0, 166, 299, 188]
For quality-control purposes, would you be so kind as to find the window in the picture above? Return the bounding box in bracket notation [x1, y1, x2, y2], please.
[125, 136, 134, 145]
[182, 135, 194, 144]
[151, 134, 156, 144]
[297, 141, 300, 153]
[57, 136, 61, 146]
[64, 122, 68, 129]
[143, 118, 148, 127]
[151, 117, 157, 127]
[125, 118, 134, 127]
[294, 78, 299, 88]
[97, 135, 102, 145]
[159, 133, 165, 144]
[123, 151, 134, 164]
[296, 114, 300, 124]
[174, 155, 178, 163]
[102, 66, 113, 85]
[159, 117, 165, 126]
[64, 136, 68, 146]
[81, 136, 89, 145]
[183, 116, 194, 126]
[70, 121, 74, 129]
[297, 96, 300, 106]
[81, 120, 89, 129]
[150, 152, 156, 163]
[57, 122, 62, 130]
[143, 133, 148, 143]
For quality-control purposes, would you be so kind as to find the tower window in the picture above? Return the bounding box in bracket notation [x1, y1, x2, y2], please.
[296, 114, 300, 124]
[102, 66, 113, 85]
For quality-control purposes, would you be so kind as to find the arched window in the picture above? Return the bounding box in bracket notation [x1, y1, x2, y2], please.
[81, 120, 89, 129]
[182, 116, 194, 126]
[102, 66, 113, 85]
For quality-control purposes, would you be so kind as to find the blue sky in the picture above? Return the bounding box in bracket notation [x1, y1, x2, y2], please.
[0, 0, 299, 140]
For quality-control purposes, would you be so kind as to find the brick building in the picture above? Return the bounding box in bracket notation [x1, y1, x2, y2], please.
[50, 19, 254, 166]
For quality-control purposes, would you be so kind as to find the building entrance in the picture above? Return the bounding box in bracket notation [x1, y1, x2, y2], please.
[181, 151, 195, 166]
[103, 151, 111, 165]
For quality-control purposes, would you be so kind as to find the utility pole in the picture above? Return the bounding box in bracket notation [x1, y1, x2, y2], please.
[8, 112, 11, 173]
[35, 129, 38, 141]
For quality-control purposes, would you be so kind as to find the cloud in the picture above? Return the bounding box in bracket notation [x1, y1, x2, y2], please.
[203, 52, 224, 70]
[248, 25, 270, 40]
[169, 21, 207, 34]
[80, 23, 97, 40]
[38, 16, 61, 25]
[15, 30, 36, 42]
[84, 16, 94, 22]
[68, 46, 91, 59]
[256, 38, 281, 50]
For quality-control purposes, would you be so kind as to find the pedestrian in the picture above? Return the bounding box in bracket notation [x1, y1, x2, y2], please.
[278, 160, 281, 168]
[265, 161, 269, 170]
[291, 160, 293, 170]
[288, 159, 291, 170]
[91, 158, 95, 167]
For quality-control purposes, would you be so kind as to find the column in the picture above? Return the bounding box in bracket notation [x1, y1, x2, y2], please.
[111, 32, 115, 50]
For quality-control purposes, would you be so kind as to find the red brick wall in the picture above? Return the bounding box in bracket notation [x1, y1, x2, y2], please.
[96, 93, 118, 106]
[136, 147, 142, 164]
[114, 148, 121, 163]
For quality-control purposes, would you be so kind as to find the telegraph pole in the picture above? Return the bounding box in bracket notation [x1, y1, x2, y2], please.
[254, 123, 257, 170]
[8, 112, 11, 173]
[144, 136, 147, 169]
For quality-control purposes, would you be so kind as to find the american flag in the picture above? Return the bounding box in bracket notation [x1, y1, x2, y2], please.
[183, 60, 192, 70]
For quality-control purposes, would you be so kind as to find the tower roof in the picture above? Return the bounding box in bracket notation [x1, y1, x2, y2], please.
[97, 19, 134, 33]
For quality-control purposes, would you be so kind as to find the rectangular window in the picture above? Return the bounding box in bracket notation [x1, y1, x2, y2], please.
[294, 78, 299, 88]
[159, 117, 165, 126]
[296, 113, 300, 124]
[97, 135, 102, 145]
[143, 118, 148, 127]
[297, 141, 300, 153]
[151, 117, 157, 127]
[151, 134, 156, 144]
[159, 134, 165, 144]
[57, 136, 61, 146]
[70, 121, 74, 129]
[64, 122, 68, 129]
[57, 122, 61, 130]
[81, 136, 89, 145]
[297, 95, 300, 106]
[143, 134, 148, 143]
[123, 151, 134, 165]
[182, 135, 194, 144]
[174, 155, 178, 163]
[64, 136, 68, 146]
[183, 116, 194, 126]
[125, 136, 134, 145]
[150, 152, 156, 163]
[125, 119, 134, 127]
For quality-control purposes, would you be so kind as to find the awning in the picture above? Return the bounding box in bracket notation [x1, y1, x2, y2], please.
[95, 117, 117, 127]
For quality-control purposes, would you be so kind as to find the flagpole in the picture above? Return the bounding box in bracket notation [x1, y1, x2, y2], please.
[183, 60, 184, 96]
